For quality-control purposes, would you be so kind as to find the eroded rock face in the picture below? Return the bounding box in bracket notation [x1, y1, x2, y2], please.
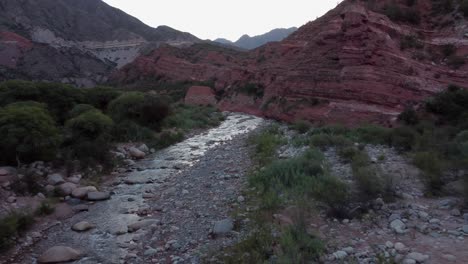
[185, 86, 217, 106]
[114, 0, 468, 125]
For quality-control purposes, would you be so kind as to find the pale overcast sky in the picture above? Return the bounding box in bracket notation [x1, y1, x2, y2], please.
[102, 0, 342, 41]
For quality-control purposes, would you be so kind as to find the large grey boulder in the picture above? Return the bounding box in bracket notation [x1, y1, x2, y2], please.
[128, 147, 145, 159]
[213, 218, 234, 235]
[37, 246, 82, 263]
[72, 186, 97, 199]
[87, 191, 110, 201]
[47, 173, 65, 186]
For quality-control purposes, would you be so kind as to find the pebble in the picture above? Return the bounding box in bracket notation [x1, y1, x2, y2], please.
[71, 221, 95, 232]
[332, 250, 348, 260]
[394, 242, 406, 252]
[385, 241, 394, 249]
[462, 225, 468, 234]
[406, 252, 429, 262]
[442, 254, 457, 262]
[7, 196, 16, 203]
[213, 218, 234, 235]
[390, 219, 407, 234]
[87, 191, 110, 201]
[37, 246, 82, 263]
[450, 208, 461, 216]
[237, 196, 245, 203]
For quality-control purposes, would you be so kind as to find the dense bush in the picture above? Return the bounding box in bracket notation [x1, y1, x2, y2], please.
[400, 35, 423, 50]
[351, 151, 384, 200]
[66, 110, 114, 139]
[0, 80, 84, 123]
[108, 92, 170, 129]
[249, 149, 349, 210]
[0, 211, 34, 251]
[83, 86, 121, 110]
[68, 104, 96, 119]
[383, 4, 420, 24]
[398, 106, 419, 125]
[0, 102, 61, 164]
[412, 152, 443, 195]
[162, 105, 223, 130]
[426, 85, 468, 123]
[291, 120, 312, 134]
[249, 125, 284, 166]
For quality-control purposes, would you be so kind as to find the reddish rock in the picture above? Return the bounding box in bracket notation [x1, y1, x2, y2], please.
[184, 86, 217, 106]
[113, 0, 468, 125]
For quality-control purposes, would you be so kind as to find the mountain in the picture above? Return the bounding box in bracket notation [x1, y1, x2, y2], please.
[0, 0, 199, 87]
[214, 27, 298, 49]
[115, 0, 468, 125]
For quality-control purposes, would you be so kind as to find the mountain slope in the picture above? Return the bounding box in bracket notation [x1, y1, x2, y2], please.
[0, 0, 199, 86]
[115, 0, 468, 125]
[214, 27, 298, 49]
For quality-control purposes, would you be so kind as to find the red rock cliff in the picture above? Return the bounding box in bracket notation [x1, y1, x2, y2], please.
[114, 0, 468, 125]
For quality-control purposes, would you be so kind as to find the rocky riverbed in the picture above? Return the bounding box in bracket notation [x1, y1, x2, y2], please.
[3, 113, 265, 264]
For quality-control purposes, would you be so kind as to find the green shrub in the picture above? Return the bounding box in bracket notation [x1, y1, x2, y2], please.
[250, 149, 349, 210]
[338, 146, 359, 162]
[354, 125, 391, 145]
[398, 106, 419, 125]
[0, 80, 84, 123]
[67, 137, 115, 170]
[291, 120, 312, 134]
[151, 129, 185, 149]
[163, 105, 223, 130]
[426, 86, 468, 123]
[412, 152, 443, 195]
[390, 127, 417, 151]
[66, 110, 114, 139]
[383, 4, 420, 24]
[309, 134, 352, 149]
[278, 225, 324, 263]
[83, 86, 121, 110]
[111, 120, 156, 142]
[108, 92, 169, 129]
[0, 102, 61, 164]
[68, 104, 96, 119]
[249, 127, 284, 165]
[0, 211, 34, 251]
[351, 151, 384, 200]
[35, 201, 55, 216]
[238, 83, 265, 98]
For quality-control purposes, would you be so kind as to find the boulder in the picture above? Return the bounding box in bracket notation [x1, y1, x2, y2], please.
[47, 173, 65, 186]
[390, 219, 407, 234]
[71, 221, 95, 232]
[58, 182, 77, 196]
[332, 250, 348, 260]
[37, 246, 81, 263]
[213, 218, 234, 235]
[137, 144, 149, 153]
[127, 219, 158, 232]
[72, 186, 98, 199]
[406, 252, 429, 262]
[128, 147, 146, 159]
[87, 191, 110, 201]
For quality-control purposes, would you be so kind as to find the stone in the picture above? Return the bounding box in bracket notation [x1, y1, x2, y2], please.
[7, 196, 16, 203]
[37, 246, 82, 263]
[123, 159, 136, 166]
[128, 147, 146, 159]
[58, 182, 77, 196]
[462, 225, 468, 234]
[144, 248, 158, 256]
[138, 144, 149, 153]
[418, 211, 429, 220]
[47, 173, 65, 185]
[87, 191, 110, 201]
[438, 198, 457, 209]
[385, 241, 394, 249]
[72, 204, 89, 212]
[213, 218, 234, 235]
[450, 208, 461, 216]
[390, 219, 407, 234]
[429, 218, 440, 225]
[72, 221, 95, 232]
[128, 219, 158, 232]
[342, 247, 354, 254]
[0, 167, 9, 176]
[72, 186, 98, 199]
[394, 242, 406, 253]
[402, 259, 416, 264]
[388, 213, 401, 222]
[464, 213, 468, 223]
[237, 196, 245, 203]
[442, 254, 456, 262]
[406, 252, 429, 262]
[332, 250, 348, 260]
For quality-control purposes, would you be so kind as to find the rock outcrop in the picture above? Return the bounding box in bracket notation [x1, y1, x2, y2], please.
[115, 0, 468, 125]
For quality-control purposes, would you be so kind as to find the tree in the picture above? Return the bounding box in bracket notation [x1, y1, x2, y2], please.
[66, 110, 114, 139]
[0, 102, 61, 165]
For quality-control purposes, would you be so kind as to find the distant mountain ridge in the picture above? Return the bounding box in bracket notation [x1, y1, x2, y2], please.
[214, 27, 297, 49]
[0, 0, 200, 87]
